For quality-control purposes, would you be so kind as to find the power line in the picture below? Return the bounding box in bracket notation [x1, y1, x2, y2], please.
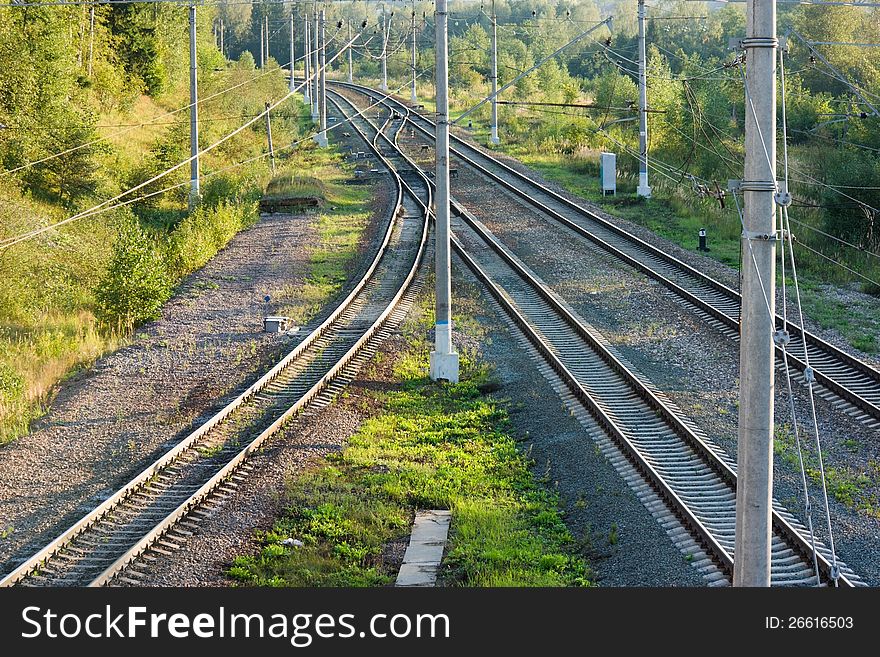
[1, 24, 370, 250]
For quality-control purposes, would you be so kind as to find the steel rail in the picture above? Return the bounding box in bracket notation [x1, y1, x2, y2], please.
[451, 204, 855, 587]
[1, 101, 427, 587]
[333, 81, 880, 428]
[89, 103, 431, 586]
[337, 86, 859, 586]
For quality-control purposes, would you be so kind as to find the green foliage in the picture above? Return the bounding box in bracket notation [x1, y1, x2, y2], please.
[263, 174, 329, 203]
[106, 5, 187, 96]
[167, 200, 259, 277]
[0, 363, 24, 404]
[95, 214, 172, 330]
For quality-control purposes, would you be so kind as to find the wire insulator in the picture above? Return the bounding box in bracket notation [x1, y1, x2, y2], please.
[774, 190, 793, 207]
[773, 329, 791, 347]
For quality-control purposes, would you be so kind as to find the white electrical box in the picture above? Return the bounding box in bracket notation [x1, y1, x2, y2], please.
[263, 316, 290, 333]
[600, 152, 616, 196]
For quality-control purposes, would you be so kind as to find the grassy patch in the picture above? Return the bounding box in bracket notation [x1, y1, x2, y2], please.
[774, 424, 880, 518]
[274, 161, 372, 326]
[508, 150, 742, 269]
[228, 293, 592, 587]
[0, 64, 317, 444]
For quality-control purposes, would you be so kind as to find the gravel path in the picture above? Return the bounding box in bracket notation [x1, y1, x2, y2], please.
[0, 162, 392, 575]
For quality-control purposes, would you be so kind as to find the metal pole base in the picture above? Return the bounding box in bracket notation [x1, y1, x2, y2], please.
[304, 93, 311, 104]
[429, 350, 459, 383]
[314, 132, 328, 148]
[490, 126, 500, 145]
[411, 91, 418, 103]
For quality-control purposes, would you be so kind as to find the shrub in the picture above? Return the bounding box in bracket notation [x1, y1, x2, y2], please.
[95, 214, 172, 330]
[167, 200, 259, 277]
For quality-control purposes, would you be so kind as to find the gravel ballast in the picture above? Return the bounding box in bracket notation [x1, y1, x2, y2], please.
[445, 144, 880, 586]
[133, 268, 706, 587]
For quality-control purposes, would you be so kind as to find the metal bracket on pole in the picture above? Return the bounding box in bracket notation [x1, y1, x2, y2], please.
[741, 230, 779, 242]
[774, 181, 792, 207]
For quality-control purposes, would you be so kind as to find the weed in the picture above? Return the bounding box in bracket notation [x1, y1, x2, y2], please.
[608, 522, 619, 546]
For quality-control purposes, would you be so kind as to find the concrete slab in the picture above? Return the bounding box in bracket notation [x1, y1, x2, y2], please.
[395, 510, 451, 587]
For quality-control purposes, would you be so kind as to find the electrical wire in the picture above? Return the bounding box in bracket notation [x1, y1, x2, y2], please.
[1, 25, 368, 251]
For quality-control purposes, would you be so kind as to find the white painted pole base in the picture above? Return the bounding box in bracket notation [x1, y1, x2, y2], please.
[429, 351, 459, 383]
[490, 126, 500, 145]
[314, 131, 328, 148]
[411, 90, 417, 103]
[637, 173, 651, 198]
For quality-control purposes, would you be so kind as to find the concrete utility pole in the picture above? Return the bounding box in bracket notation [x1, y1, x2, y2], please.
[315, 9, 328, 147]
[87, 5, 94, 78]
[381, 8, 389, 91]
[636, 0, 651, 197]
[348, 20, 354, 82]
[264, 13, 270, 64]
[490, 0, 499, 144]
[265, 102, 276, 173]
[430, 0, 460, 383]
[188, 4, 200, 209]
[734, 0, 777, 588]
[289, 9, 296, 92]
[304, 15, 311, 104]
[312, 9, 320, 120]
[411, 8, 417, 102]
[260, 13, 265, 68]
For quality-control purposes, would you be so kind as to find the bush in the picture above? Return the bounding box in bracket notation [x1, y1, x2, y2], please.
[95, 214, 172, 330]
[167, 200, 259, 277]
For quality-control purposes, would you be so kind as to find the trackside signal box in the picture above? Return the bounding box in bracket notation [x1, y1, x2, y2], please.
[599, 152, 616, 196]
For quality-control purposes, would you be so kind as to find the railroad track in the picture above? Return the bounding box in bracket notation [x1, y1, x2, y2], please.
[335, 87, 864, 586]
[332, 81, 880, 430]
[0, 96, 431, 588]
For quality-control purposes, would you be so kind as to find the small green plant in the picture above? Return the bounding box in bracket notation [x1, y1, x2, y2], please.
[608, 522, 619, 546]
[197, 444, 224, 459]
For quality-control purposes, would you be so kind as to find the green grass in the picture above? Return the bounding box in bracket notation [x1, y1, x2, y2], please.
[228, 292, 592, 588]
[774, 424, 880, 518]
[263, 173, 329, 203]
[507, 150, 743, 269]
[0, 65, 317, 445]
[273, 159, 372, 326]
